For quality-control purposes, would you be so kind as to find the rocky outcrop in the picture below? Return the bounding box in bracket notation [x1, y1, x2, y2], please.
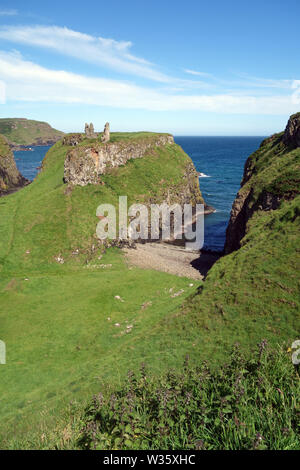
[225, 113, 300, 254]
[225, 188, 282, 253]
[283, 112, 300, 148]
[0, 134, 29, 195]
[64, 134, 175, 186]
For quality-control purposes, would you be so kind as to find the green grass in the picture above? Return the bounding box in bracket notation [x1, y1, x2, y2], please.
[0, 130, 299, 449]
[0, 118, 64, 146]
[0, 249, 201, 448]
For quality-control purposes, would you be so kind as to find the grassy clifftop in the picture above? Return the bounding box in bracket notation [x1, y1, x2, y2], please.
[0, 118, 64, 147]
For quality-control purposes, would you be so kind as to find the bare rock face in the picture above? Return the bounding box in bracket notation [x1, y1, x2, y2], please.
[283, 112, 300, 148]
[101, 122, 110, 143]
[224, 188, 281, 253]
[64, 134, 174, 186]
[0, 134, 28, 195]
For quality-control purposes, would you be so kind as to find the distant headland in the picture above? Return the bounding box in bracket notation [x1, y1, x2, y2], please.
[0, 118, 64, 150]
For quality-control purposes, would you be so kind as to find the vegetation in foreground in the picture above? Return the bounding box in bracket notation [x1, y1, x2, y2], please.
[78, 342, 299, 450]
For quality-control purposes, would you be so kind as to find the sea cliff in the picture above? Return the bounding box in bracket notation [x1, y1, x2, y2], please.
[225, 112, 300, 253]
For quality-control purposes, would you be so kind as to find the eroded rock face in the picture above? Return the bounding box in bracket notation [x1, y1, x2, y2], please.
[64, 134, 175, 186]
[0, 134, 28, 195]
[224, 188, 281, 253]
[283, 112, 300, 148]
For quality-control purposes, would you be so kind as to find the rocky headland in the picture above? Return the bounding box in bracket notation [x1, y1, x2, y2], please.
[63, 123, 214, 214]
[0, 118, 64, 150]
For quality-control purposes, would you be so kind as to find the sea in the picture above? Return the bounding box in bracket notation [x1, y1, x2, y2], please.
[14, 137, 264, 252]
[174, 137, 264, 251]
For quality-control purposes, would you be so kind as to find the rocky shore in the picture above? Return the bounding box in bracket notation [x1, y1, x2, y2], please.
[124, 242, 220, 279]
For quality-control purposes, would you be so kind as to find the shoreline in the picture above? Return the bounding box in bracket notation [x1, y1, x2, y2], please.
[10, 141, 58, 152]
[123, 241, 221, 280]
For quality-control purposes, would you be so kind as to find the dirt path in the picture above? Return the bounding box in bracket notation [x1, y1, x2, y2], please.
[123, 242, 220, 280]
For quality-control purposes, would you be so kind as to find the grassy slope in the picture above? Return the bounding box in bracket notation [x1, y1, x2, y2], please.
[0, 131, 299, 448]
[0, 134, 204, 447]
[181, 133, 300, 352]
[0, 118, 64, 146]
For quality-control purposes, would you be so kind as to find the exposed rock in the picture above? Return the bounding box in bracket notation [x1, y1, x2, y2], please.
[0, 134, 29, 195]
[64, 134, 175, 186]
[225, 188, 281, 253]
[283, 112, 300, 148]
[101, 122, 110, 143]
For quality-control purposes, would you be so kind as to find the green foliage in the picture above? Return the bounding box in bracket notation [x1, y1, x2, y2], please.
[78, 342, 300, 450]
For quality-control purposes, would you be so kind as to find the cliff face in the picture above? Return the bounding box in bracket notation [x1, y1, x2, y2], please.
[225, 113, 300, 253]
[0, 134, 28, 194]
[64, 134, 174, 186]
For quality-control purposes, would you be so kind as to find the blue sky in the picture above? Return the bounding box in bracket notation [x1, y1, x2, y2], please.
[0, 0, 299, 135]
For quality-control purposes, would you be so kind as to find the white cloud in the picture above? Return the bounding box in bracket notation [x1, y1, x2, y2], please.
[0, 9, 18, 16]
[0, 25, 171, 83]
[1, 24, 293, 95]
[184, 69, 213, 78]
[0, 50, 298, 115]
